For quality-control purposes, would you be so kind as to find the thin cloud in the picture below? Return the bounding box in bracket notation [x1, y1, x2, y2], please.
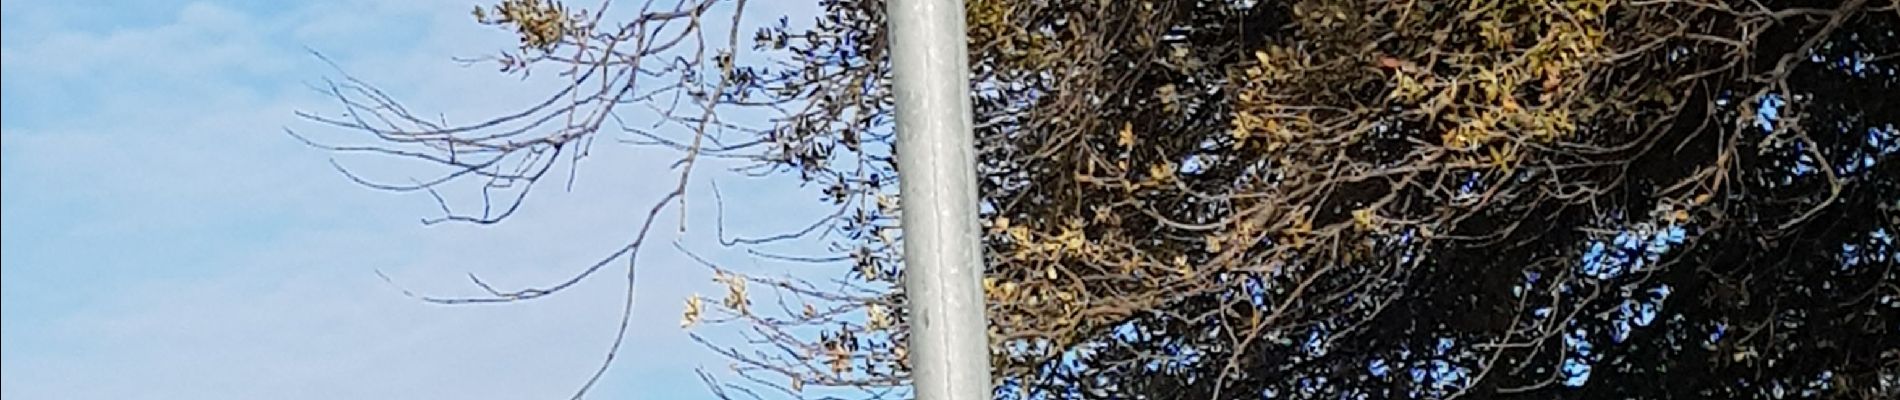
[1, 1, 828, 399]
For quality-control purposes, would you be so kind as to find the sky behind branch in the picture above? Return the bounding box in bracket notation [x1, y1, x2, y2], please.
[3, 1, 823, 398]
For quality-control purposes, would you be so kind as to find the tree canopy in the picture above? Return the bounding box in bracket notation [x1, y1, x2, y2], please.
[301, 0, 1900, 398]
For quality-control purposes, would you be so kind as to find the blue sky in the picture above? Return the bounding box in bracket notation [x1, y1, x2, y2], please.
[2, 1, 828, 398]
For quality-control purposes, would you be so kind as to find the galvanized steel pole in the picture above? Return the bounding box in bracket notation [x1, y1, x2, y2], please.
[885, 0, 992, 399]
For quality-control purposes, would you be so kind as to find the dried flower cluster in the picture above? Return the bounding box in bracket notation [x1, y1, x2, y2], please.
[475, 0, 574, 51]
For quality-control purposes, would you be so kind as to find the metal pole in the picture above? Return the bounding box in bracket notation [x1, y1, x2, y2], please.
[886, 0, 992, 399]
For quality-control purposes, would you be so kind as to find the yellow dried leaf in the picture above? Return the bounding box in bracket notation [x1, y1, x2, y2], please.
[1148, 162, 1176, 182]
[1289, 214, 1314, 234]
[718, 272, 750, 314]
[1060, 229, 1085, 250]
[876, 194, 897, 212]
[1117, 122, 1135, 149]
[1489, 144, 1517, 171]
[858, 260, 880, 281]
[867, 304, 890, 330]
[1352, 208, 1376, 231]
[681, 296, 703, 328]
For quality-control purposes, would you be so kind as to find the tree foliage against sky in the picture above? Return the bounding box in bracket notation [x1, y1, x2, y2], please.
[303, 0, 1900, 398]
